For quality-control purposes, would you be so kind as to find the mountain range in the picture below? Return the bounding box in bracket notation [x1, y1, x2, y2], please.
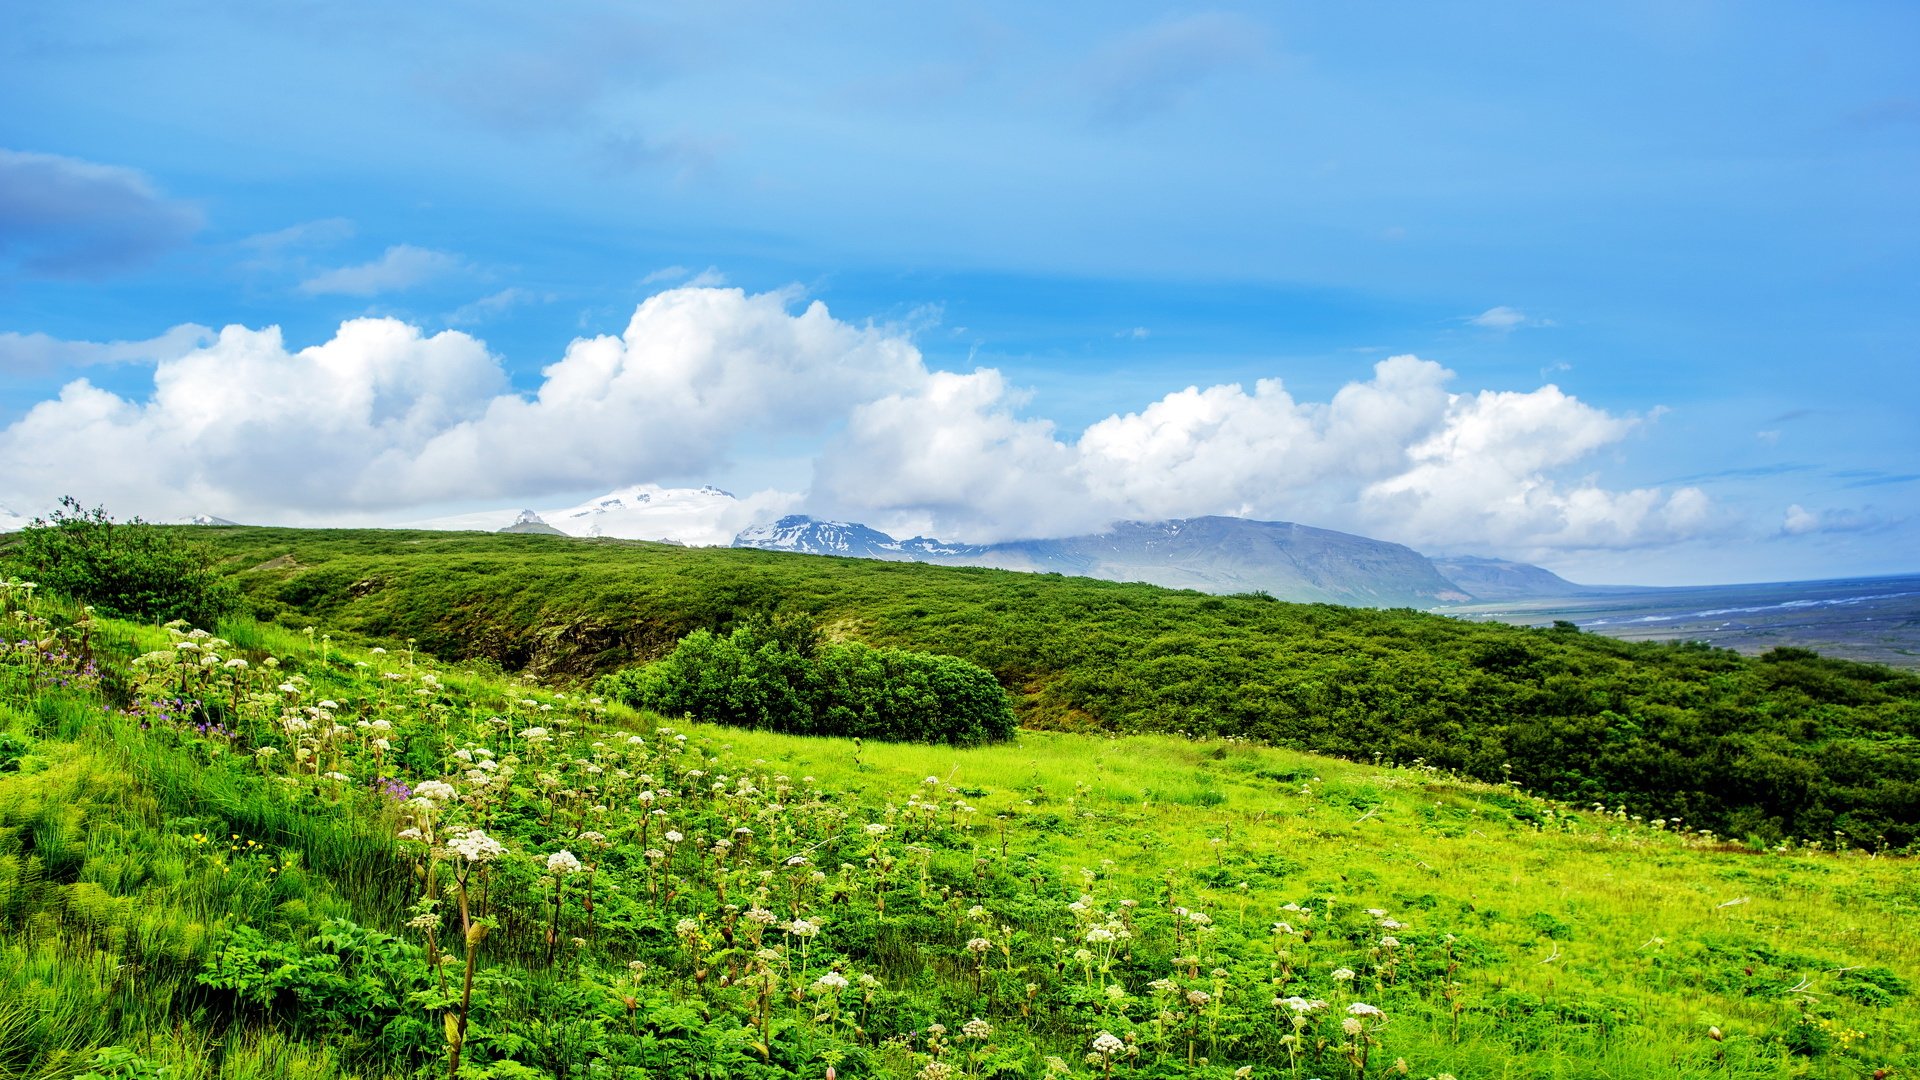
[1, 484, 1595, 605]
[735, 513, 1589, 606]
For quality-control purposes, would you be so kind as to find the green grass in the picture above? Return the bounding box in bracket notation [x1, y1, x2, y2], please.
[0, 596, 1915, 1079]
[140, 525, 1920, 849]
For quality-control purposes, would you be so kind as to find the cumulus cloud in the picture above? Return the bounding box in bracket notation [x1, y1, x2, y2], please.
[815, 353, 1706, 553]
[300, 245, 467, 296]
[0, 323, 215, 374]
[0, 286, 1706, 554]
[0, 288, 921, 520]
[0, 149, 202, 277]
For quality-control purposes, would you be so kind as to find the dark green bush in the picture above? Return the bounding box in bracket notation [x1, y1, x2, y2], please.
[0, 498, 243, 627]
[597, 625, 1016, 746]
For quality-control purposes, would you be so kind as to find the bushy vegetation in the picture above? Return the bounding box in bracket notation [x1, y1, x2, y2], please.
[2, 592, 1916, 1078]
[0, 499, 242, 627]
[191, 528, 1920, 849]
[596, 623, 1016, 746]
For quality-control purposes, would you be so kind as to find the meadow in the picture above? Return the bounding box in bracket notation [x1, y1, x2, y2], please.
[2, 586, 1915, 1080]
[189, 528, 1920, 850]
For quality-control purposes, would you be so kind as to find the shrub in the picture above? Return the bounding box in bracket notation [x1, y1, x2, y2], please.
[598, 625, 1016, 745]
[0, 498, 242, 627]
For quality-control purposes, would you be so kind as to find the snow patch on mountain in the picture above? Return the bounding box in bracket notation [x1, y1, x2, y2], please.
[405, 484, 799, 546]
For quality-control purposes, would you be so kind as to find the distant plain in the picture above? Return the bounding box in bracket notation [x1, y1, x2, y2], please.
[1448, 574, 1920, 669]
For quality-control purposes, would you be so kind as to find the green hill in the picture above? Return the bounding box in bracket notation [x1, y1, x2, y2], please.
[1, 599, 1914, 1079]
[154, 527, 1920, 851]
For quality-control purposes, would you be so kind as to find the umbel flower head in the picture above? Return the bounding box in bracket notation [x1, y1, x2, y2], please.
[447, 829, 507, 863]
[547, 850, 583, 874]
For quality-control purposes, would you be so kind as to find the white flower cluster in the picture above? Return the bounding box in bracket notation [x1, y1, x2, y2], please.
[446, 829, 506, 863]
[546, 850, 583, 874]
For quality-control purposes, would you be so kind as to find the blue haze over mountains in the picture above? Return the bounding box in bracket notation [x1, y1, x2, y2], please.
[732, 514, 1576, 607]
[729, 515, 1920, 669]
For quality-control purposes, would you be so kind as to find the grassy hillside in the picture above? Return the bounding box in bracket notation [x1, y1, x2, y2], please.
[166, 527, 1920, 850]
[1, 597, 1914, 1079]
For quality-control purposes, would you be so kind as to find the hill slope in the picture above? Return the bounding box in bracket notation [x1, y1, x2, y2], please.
[1, 604, 1914, 1078]
[170, 527, 1920, 848]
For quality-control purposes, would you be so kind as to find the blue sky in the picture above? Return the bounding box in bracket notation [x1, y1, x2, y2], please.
[1, 1, 1915, 584]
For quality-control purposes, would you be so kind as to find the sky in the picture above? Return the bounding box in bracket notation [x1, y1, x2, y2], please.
[1, 1, 1915, 585]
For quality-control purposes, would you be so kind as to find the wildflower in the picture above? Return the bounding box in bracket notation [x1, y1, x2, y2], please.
[1186, 989, 1211, 1007]
[786, 918, 821, 937]
[1347, 1002, 1383, 1016]
[785, 854, 808, 867]
[446, 829, 507, 863]
[1091, 1031, 1126, 1057]
[815, 971, 850, 991]
[962, 1018, 992, 1039]
[1380, 936, 1400, 948]
[397, 828, 423, 841]
[1331, 967, 1356, 982]
[415, 780, 457, 802]
[664, 830, 684, 844]
[546, 850, 583, 874]
[1342, 1016, 1363, 1036]
[864, 823, 888, 835]
[966, 937, 993, 953]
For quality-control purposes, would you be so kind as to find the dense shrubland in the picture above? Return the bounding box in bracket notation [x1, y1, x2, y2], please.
[2, 589, 1915, 1079]
[146, 528, 1920, 851]
[1, 499, 241, 627]
[594, 622, 1017, 746]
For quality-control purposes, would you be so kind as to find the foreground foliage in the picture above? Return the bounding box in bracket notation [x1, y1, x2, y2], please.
[178, 528, 1920, 848]
[2, 591, 1915, 1079]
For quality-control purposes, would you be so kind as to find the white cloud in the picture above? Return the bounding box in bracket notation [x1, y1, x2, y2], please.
[446, 287, 545, 326]
[0, 286, 1708, 555]
[300, 244, 466, 296]
[0, 287, 920, 520]
[1783, 504, 1820, 535]
[639, 264, 689, 285]
[1780, 503, 1889, 537]
[816, 353, 1706, 553]
[1468, 305, 1528, 331]
[0, 323, 214, 373]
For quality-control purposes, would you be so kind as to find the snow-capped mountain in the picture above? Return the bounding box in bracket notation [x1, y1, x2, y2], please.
[0, 503, 27, 533]
[180, 514, 241, 526]
[732, 516, 979, 560]
[405, 484, 798, 547]
[734, 514, 1583, 606]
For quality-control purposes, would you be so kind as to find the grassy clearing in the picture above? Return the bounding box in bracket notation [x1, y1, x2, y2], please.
[0, 598, 1914, 1079]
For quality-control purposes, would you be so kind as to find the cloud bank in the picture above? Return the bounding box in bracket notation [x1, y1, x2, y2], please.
[0, 286, 1704, 555]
